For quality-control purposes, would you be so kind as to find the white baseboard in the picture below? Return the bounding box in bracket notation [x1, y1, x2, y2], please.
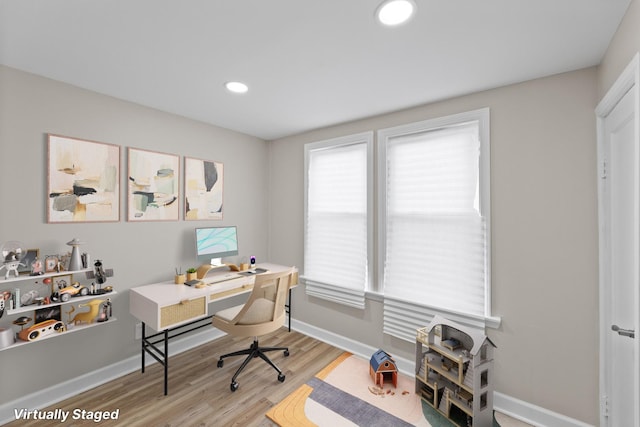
[290, 318, 595, 427]
[0, 319, 593, 427]
[492, 393, 594, 427]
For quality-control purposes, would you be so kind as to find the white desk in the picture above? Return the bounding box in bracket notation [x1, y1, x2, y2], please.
[129, 263, 297, 395]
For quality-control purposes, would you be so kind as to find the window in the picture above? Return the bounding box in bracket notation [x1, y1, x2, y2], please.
[303, 132, 373, 309]
[378, 109, 492, 341]
[302, 110, 496, 338]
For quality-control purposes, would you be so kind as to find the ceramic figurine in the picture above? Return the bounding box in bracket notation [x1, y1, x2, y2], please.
[70, 299, 105, 325]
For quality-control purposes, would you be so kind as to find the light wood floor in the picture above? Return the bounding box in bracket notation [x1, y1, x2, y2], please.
[6, 328, 343, 427]
[6, 329, 532, 427]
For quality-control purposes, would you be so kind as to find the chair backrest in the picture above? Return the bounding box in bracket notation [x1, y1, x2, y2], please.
[219, 267, 296, 337]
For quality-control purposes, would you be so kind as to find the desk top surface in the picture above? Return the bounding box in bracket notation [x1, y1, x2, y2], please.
[130, 263, 296, 305]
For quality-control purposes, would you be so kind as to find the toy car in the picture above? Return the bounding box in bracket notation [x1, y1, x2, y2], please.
[53, 282, 89, 302]
[18, 319, 65, 341]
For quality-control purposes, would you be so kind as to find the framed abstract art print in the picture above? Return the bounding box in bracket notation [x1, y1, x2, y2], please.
[128, 148, 180, 221]
[47, 134, 120, 223]
[184, 157, 224, 220]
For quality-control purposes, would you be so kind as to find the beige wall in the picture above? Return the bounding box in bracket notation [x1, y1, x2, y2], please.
[269, 67, 600, 424]
[0, 65, 269, 404]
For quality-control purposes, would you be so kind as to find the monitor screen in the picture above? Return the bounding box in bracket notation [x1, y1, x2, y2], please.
[195, 226, 239, 265]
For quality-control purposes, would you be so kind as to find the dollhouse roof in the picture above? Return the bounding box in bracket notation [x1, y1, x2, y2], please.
[426, 315, 496, 356]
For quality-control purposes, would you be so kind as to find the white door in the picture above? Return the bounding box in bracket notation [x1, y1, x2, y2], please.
[597, 54, 640, 427]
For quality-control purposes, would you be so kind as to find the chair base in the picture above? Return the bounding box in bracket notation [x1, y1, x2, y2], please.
[217, 338, 289, 392]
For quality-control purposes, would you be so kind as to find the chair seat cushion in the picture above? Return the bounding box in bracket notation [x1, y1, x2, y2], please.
[215, 298, 275, 324]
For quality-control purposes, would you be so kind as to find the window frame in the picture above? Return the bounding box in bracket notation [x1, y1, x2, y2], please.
[377, 108, 499, 329]
[302, 131, 374, 308]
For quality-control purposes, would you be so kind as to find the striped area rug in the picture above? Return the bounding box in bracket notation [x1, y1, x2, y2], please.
[266, 352, 431, 427]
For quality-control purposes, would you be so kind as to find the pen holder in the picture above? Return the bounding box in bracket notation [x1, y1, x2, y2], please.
[240, 263, 249, 271]
[174, 274, 186, 284]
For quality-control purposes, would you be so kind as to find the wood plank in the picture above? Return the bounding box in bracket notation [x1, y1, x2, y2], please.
[4, 329, 343, 427]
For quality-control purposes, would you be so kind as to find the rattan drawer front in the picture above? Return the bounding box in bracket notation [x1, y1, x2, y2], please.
[160, 296, 206, 329]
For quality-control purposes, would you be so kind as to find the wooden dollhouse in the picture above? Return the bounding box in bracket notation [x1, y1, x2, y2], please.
[415, 315, 496, 427]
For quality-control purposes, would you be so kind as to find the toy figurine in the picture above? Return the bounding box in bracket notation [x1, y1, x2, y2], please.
[31, 257, 44, 275]
[70, 299, 104, 325]
[85, 260, 114, 294]
[12, 316, 32, 331]
[97, 298, 112, 322]
[0, 257, 24, 279]
[94, 260, 106, 284]
[0, 242, 26, 279]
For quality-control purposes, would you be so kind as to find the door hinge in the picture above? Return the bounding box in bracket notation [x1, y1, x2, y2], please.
[601, 160, 608, 179]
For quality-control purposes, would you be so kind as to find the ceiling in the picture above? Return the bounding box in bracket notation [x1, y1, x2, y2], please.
[0, 0, 631, 140]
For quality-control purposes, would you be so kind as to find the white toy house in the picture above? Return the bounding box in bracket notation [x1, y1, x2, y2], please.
[415, 315, 496, 427]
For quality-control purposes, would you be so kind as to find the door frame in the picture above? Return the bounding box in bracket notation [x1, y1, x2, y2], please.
[596, 52, 640, 427]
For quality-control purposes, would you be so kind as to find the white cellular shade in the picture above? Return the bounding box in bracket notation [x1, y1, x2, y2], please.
[386, 125, 480, 214]
[381, 116, 489, 338]
[304, 137, 370, 309]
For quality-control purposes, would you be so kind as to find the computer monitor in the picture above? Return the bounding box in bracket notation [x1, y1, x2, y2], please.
[195, 226, 239, 266]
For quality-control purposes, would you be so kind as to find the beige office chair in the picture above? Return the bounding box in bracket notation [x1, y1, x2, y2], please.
[212, 267, 297, 392]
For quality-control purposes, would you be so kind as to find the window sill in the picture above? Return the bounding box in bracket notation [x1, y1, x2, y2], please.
[365, 291, 384, 302]
[485, 315, 502, 330]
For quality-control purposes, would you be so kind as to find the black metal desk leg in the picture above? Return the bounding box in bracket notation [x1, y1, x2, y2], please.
[164, 329, 169, 396]
[141, 322, 146, 373]
[287, 288, 292, 331]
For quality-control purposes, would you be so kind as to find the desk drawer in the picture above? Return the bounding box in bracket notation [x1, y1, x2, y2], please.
[160, 296, 206, 329]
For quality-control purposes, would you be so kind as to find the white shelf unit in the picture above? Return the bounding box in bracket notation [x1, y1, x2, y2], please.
[415, 315, 496, 427]
[0, 268, 116, 351]
[0, 268, 90, 284]
[1, 317, 118, 352]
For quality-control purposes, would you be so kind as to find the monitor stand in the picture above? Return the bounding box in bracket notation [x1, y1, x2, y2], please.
[196, 262, 228, 280]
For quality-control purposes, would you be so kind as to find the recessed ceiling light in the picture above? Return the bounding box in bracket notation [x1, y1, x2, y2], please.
[375, 0, 416, 26]
[225, 81, 249, 94]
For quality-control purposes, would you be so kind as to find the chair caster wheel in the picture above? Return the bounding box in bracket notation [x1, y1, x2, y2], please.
[230, 381, 239, 392]
[278, 373, 285, 383]
[217, 360, 224, 368]
[284, 350, 290, 357]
